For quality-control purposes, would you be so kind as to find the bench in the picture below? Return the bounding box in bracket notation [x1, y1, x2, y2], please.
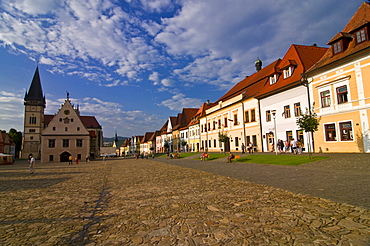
[200, 154, 209, 161]
[233, 155, 241, 162]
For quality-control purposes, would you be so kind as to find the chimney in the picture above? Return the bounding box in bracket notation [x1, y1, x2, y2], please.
[255, 57, 262, 72]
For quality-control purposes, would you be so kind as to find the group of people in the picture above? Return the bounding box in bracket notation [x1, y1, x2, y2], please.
[241, 142, 254, 154]
[276, 138, 303, 154]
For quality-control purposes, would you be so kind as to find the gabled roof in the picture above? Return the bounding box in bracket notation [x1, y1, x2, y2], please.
[44, 115, 101, 129]
[308, 2, 370, 73]
[141, 132, 154, 143]
[215, 59, 280, 103]
[256, 44, 327, 98]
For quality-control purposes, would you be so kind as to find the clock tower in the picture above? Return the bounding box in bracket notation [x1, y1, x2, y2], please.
[21, 67, 46, 159]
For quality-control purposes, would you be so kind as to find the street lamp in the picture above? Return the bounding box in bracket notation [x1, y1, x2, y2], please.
[271, 110, 278, 155]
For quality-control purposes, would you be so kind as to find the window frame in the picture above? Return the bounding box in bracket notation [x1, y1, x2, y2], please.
[62, 139, 70, 148]
[294, 102, 301, 117]
[339, 121, 353, 141]
[283, 105, 291, 118]
[320, 90, 331, 108]
[324, 123, 337, 142]
[48, 139, 56, 148]
[355, 28, 367, 44]
[336, 85, 348, 104]
[251, 109, 256, 122]
[266, 110, 271, 122]
[333, 41, 342, 54]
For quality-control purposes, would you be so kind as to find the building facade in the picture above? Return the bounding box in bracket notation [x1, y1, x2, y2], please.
[307, 2, 370, 153]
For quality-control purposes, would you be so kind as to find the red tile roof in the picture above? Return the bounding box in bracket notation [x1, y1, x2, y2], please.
[44, 115, 101, 129]
[256, 44, 327, 98]
[308, 2, 370, 73]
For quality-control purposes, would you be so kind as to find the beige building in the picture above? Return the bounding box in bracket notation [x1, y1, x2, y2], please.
[307, 2, 370, 153]
[21, 67, 103, 162]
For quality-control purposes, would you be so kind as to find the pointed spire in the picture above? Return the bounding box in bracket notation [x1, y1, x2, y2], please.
[24, 66, 46, 107]
[114, 131, 118, 143]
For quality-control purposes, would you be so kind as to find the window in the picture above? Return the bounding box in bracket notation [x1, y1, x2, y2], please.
[213, 121, 216, 130]
[218, 119, 221, 129]
[324, 123, 336, 141]
[294, 103, 301, 117]
[269, 74, 278, 85]
[296, 130, 304, 143]
[337, 86, 348, 104]
[233, 114, 238, 125]
[29, 129, 36, 132]
[29, 117, 36, 124]
[235, 137, 239, 147]
[65, 127, 68, 132]
[251, 109, 256, 122]
[63, 118, 70, 124]
[77, 127, 80, 131]
[208, 123, 211, 131]
[333, 41, 342, 54]
[283, 67, 293, 79]
[339, 121, 353, 141]
[266, 110, 271, 122]
[208, 140, 211, 147]
[49, 155, 54, 161]
[245, 111, 250, 123]
[63, 139, 69, 148]
[76, 139, 83, 147]
[286, 131, 293, 141]
[321, 90, 331, 108]
[30, 136, 33, 140]
[53, 127, 56, 131]
[284, 105, 291, 118]
[356, 28, 367, 44]
[48, 139, 56, 148]
[224, 117, 228, 127]
[252, 135, 257, 147]
[59, 118, 62, 122]
[214, 139, 216, 148]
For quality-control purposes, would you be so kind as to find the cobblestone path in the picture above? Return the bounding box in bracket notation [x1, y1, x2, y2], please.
[0, 159, 369, 245]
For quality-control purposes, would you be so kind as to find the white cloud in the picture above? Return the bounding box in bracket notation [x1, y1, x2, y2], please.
[159, 93, 203, 111]
[161, 78, 173, 87]
[140, 0, 173, 13]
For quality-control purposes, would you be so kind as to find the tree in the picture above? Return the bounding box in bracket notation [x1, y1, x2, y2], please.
[218, 131, 230, 153]
[8, 128, 22, 158]
[296, 108, 320, 158]
[163, 140, 170, 151]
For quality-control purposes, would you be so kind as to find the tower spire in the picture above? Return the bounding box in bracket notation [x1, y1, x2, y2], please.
[24, 66, 46, 108]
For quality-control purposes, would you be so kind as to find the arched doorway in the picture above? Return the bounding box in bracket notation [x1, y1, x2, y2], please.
[60, 151, 71, 162]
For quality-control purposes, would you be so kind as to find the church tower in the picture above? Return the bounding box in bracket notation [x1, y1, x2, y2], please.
[21, 67, 46, 159]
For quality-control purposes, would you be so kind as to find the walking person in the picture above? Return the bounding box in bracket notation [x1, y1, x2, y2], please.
[248, 142, 254, 154]
[291, 138, 298, 154]
[29, 154, 35, 174]
[241, 143, 245, 154]
[103, 155, 107, 164]
[68, 155, 73, 165]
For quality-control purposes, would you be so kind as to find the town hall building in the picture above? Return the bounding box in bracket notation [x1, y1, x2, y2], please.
[21, 67, 103, 162]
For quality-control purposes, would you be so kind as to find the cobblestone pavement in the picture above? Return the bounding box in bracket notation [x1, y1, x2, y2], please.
[0, 158, 369, 245]
[156, 153, 370, 210]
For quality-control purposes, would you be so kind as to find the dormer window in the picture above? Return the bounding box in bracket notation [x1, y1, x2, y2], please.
[355, 28, 367, 44]
[269, 74, 278, 85]
[333, 41, 342, 54]
[283, 67, 294, 79]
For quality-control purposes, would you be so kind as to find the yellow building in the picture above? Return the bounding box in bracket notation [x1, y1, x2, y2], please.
[306, 2, 370, 153]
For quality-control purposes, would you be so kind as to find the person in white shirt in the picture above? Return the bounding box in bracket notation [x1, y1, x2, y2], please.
[29, 154, 35, 174]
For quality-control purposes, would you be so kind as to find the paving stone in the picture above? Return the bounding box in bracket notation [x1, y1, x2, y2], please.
[0, 158, 369, 245]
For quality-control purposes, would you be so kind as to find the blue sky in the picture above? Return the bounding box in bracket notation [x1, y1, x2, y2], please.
[0, 0, 364, 138]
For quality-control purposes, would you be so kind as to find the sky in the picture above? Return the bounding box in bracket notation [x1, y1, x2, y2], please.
[0, 0, 365, 138]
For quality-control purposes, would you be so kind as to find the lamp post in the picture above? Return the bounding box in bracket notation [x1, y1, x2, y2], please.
[271, 110, 278, 155]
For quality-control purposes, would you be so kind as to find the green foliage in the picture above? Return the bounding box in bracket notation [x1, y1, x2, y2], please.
[218, 131, 229, 143]
[180, 140, 187, 146]
[8, 128, 22, 158]
[296, 108, 320, 133]
[163, 140, 170, 149]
